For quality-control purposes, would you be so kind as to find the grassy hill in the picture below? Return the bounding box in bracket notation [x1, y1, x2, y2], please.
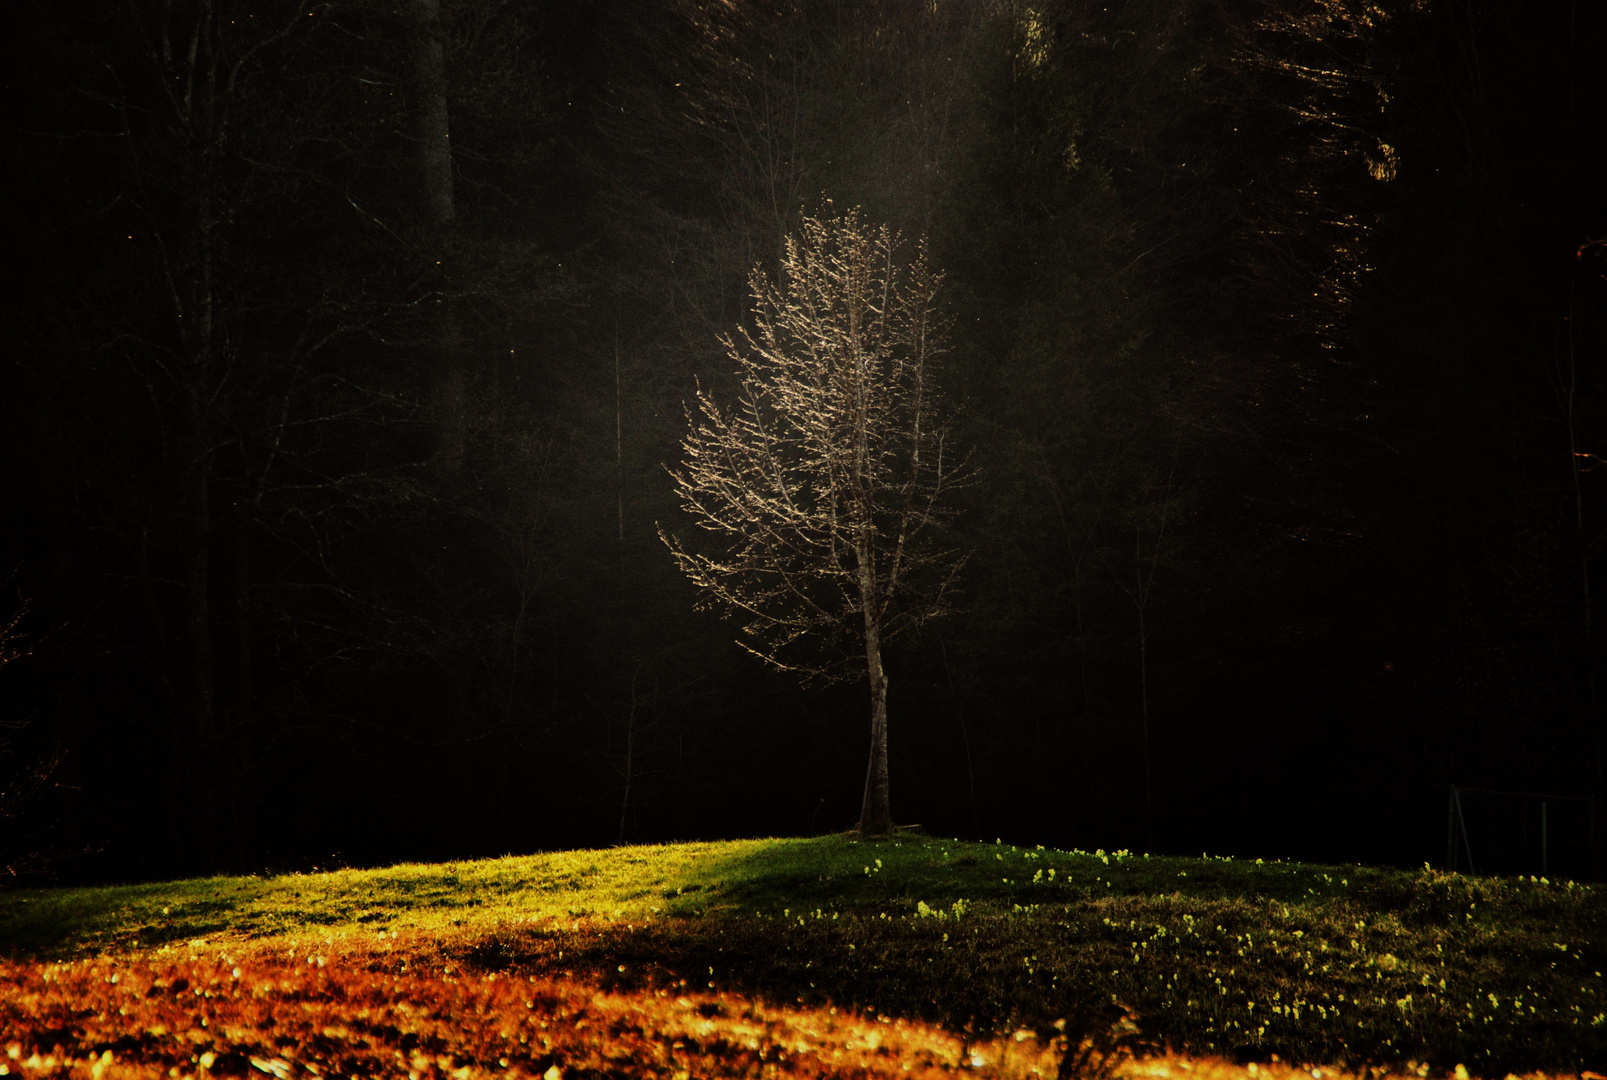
[1, 834, 1601, 1075]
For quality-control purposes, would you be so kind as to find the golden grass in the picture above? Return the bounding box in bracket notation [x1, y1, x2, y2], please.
[0, 840, 763, 959]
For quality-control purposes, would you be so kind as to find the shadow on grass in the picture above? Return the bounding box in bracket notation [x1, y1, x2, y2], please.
[0, 881, 238, 958]
[450, 836, 1607, 1077]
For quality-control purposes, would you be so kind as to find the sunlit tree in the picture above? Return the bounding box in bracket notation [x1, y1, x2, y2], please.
[661, 208, 967, 834]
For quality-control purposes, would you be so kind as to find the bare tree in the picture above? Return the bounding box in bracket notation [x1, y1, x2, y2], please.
[660, 208, 966, 835]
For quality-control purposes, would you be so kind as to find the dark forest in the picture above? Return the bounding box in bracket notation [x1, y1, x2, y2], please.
[2, 0, 1603, 886]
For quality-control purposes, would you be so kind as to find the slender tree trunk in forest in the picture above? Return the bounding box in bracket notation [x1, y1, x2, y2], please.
[1136, 550, 1153, 852]
[617, 690, 636, 846]
[184, 410, 218, 867]
[228, 519, 251, 871]
[412, 0, 463, 471]
[614, 329, 632, 844]
[180, 275, 222, 861]
[1126, 494, 1171, 854]
[1566, 280, 1605, 879]
[182, 107, 221, 866]
[938, 636, 980, 838]
[413, 0, 455, 229]
[233, 527, 251, 741]
[436, 335, 466, 471]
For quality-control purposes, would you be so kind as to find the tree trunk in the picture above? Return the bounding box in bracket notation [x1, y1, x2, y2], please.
[435, 354, 466, 471]
[857, 612, 893, 835]
[1137, 587, 1153, 851]
[183, 141, 220, 867]
[184, 384, 219, 870]
[413, 0, 464, 471]
[226, 517, 251, 871]
[413, 0, 455, 229]
[617, 696, 635, 846]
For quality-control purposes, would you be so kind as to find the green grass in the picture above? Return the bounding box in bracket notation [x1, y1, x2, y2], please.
[1, 835, 1602, 1074]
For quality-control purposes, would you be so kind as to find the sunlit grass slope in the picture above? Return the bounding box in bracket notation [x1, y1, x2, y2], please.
[1, 835, 1601, 1075]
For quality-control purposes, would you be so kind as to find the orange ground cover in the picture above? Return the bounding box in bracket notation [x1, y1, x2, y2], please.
[0, 945, 1045, 1080]
[0, 943, 1576, 1080]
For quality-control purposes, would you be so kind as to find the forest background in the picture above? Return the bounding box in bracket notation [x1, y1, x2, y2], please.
[1, 0, 1603, 885]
